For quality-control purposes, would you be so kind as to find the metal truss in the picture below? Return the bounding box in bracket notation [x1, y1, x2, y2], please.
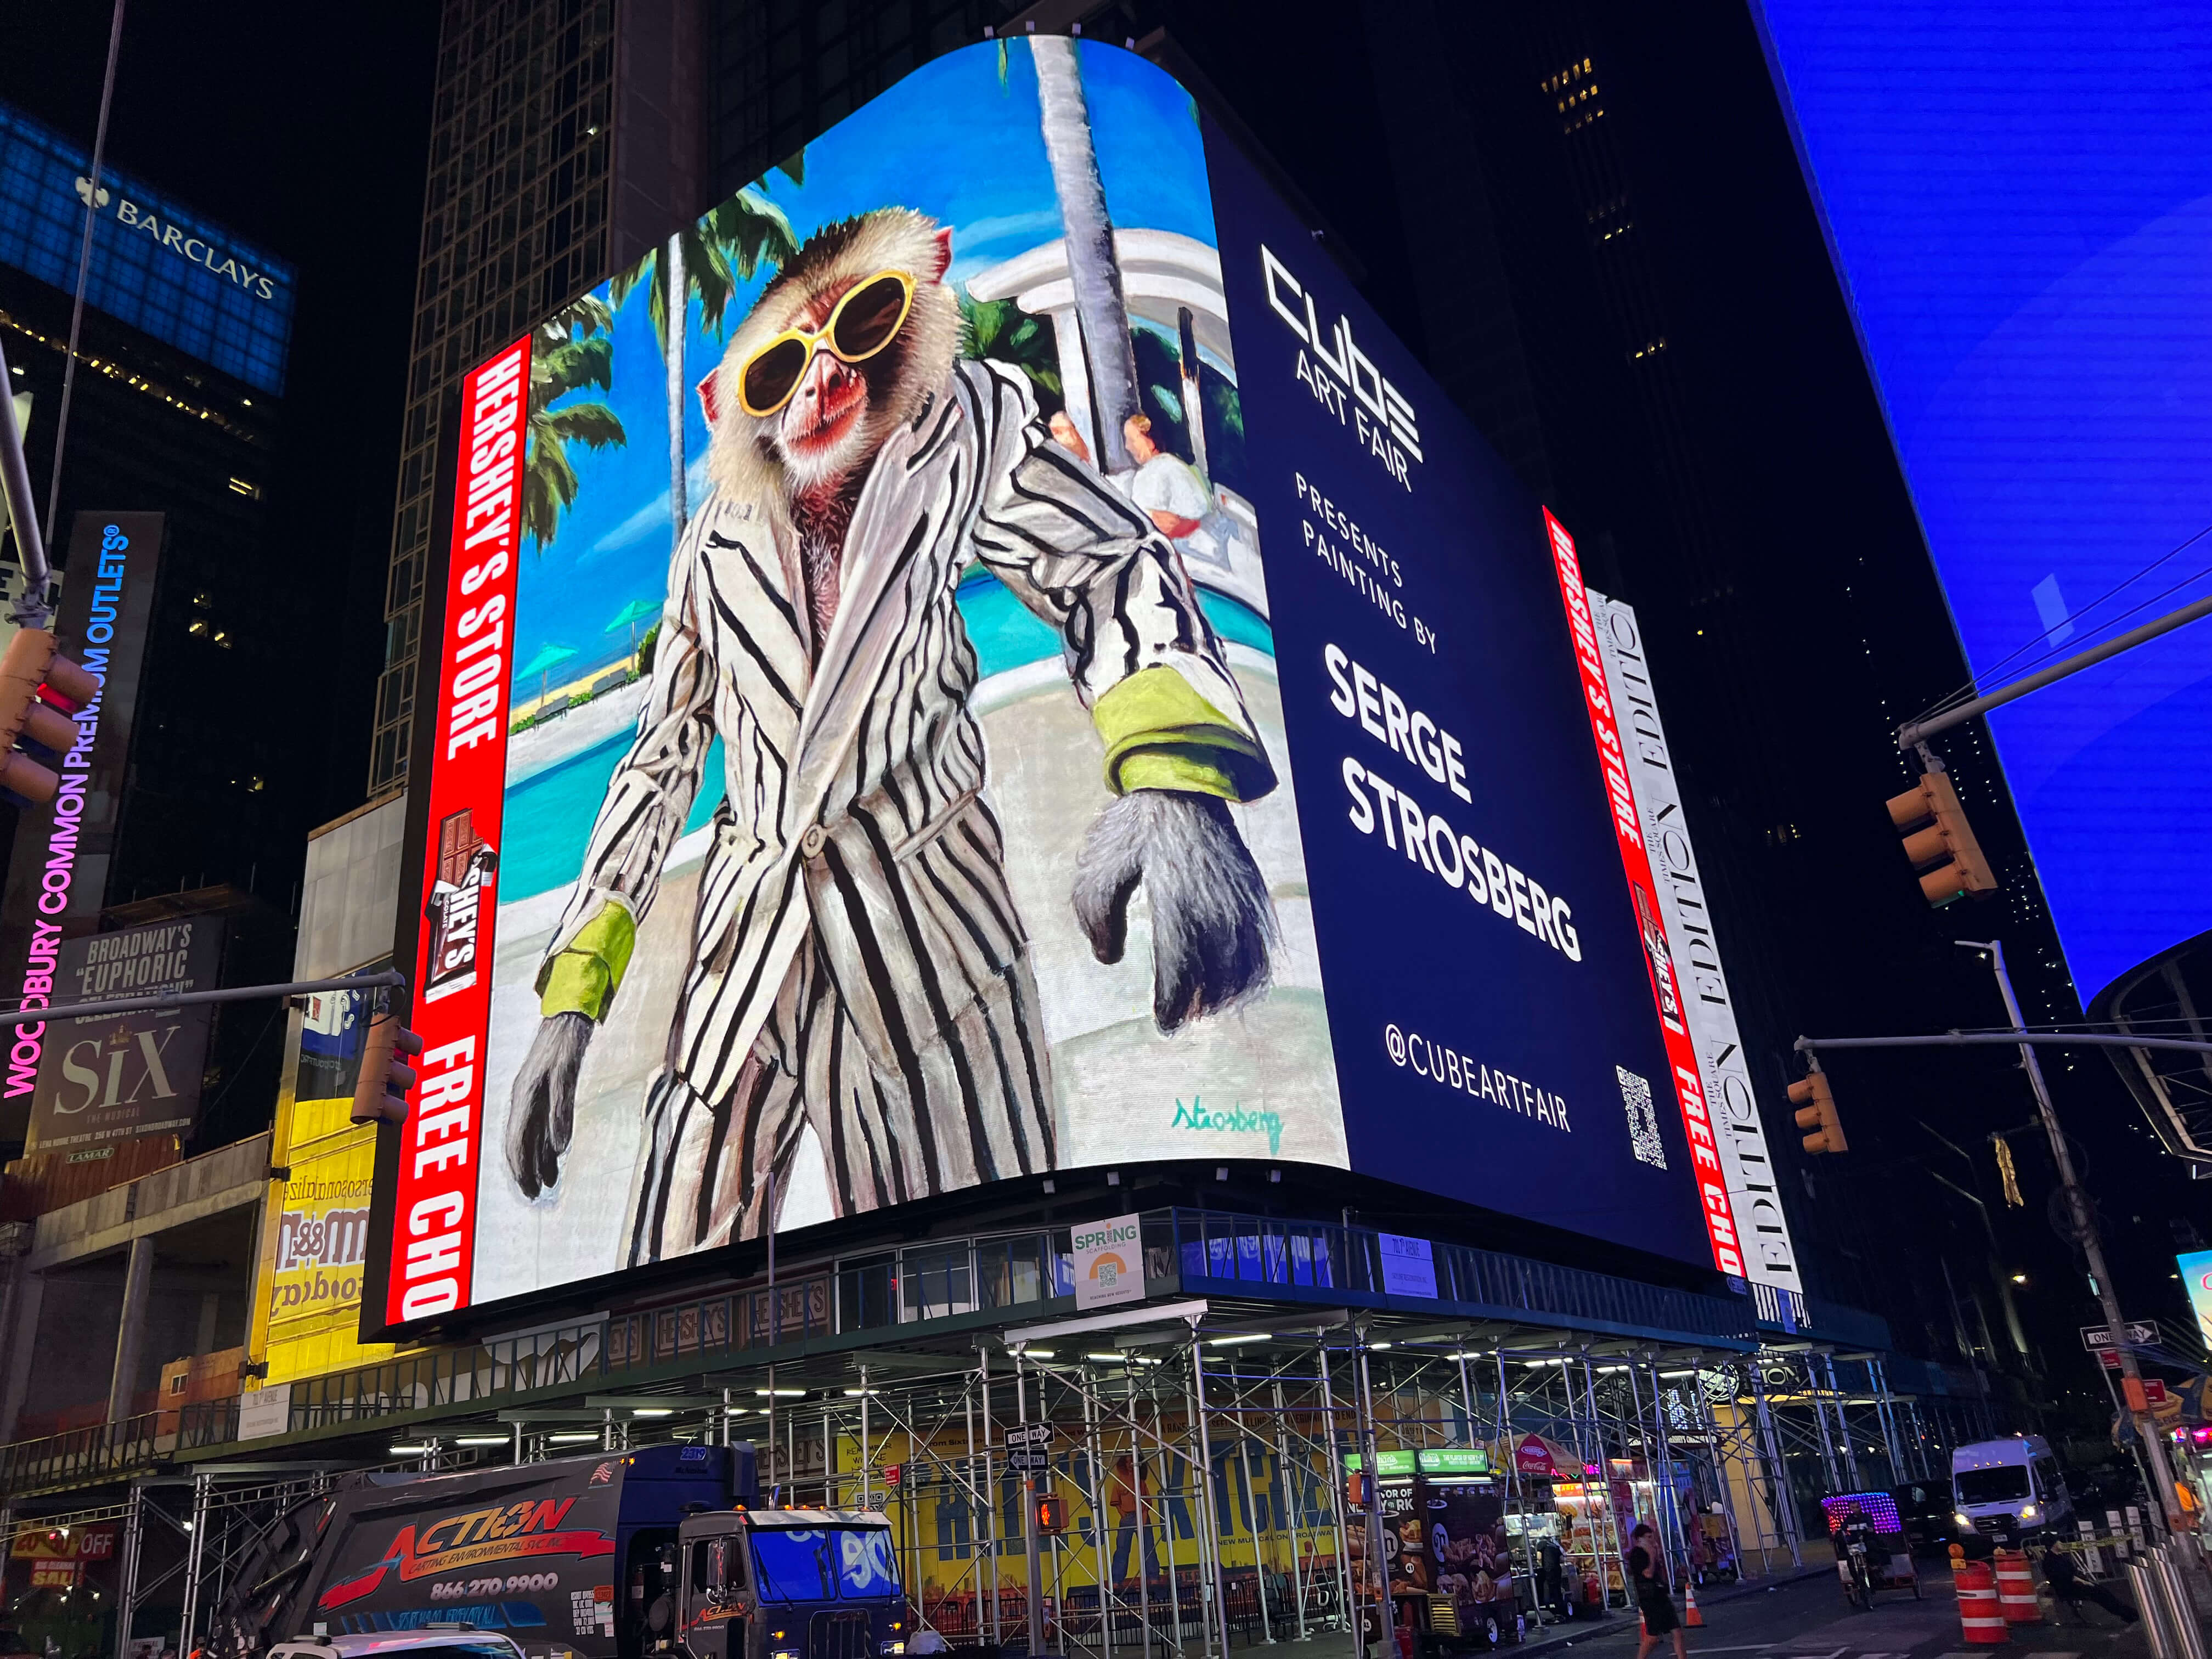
[29, 1316, 1997, 1659]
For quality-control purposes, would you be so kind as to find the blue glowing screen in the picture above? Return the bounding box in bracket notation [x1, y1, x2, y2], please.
[0, 102, 294, 394]
[1752, 2, 2212, 1002]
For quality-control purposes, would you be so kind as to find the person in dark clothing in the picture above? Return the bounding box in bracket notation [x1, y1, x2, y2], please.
[1629, 1523, 1686, 1659]
[2044, 1545, 2139, 1625]
[1537, 1534, 1567, 1618]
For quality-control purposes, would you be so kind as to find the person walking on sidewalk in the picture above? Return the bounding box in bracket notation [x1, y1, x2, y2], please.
[1630, 1523, 1688, 1659]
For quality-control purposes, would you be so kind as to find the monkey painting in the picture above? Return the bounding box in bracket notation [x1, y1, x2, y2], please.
[503, 207, 1280, 1258]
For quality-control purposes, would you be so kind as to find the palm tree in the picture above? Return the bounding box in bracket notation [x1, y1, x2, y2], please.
[610, 160, 805, 537]
[522, 294, 628, 552]
[1030, 37, 1143, 472]
[960, 294, 1063, 408]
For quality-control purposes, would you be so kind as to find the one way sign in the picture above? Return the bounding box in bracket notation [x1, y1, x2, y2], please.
[2081, 1321, 2158, 1350]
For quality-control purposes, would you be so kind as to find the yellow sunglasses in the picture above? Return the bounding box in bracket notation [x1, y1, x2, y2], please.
[737, 270, 917, 418]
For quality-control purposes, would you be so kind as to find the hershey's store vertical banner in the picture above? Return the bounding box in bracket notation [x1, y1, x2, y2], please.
[0, 511, 166, 1139]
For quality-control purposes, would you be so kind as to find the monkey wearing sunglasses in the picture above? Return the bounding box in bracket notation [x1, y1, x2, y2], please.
[506, 207, 1279, 1258]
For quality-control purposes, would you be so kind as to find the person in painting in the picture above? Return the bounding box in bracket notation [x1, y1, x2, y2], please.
[501, 208, 1280, 1260]
[1118, 412, 1210, 540]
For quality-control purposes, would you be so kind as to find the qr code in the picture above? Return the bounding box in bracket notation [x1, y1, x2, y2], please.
[1618, 1067, 1666, 1169]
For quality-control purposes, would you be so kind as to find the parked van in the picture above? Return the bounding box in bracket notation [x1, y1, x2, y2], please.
[1951, 1435, 2074, 1544]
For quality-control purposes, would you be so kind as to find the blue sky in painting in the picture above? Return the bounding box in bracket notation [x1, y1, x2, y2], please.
[510, 39, 1217, 688]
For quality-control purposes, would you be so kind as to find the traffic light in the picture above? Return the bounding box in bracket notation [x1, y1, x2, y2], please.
[352, 1005, 425, 1126]
[1787, 1067, 1848, 1155]
[1886, 770, 1997, 906]
[1034, 1494, 1066, 1537]
[0, 629, 99, 803]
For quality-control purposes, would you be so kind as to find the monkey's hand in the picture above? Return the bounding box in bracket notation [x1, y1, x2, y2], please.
[505, 1011, 594, 1198]
[1073, 790, 1277, 1033]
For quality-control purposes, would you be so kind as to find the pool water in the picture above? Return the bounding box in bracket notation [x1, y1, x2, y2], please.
[500, 574, 1273, 900]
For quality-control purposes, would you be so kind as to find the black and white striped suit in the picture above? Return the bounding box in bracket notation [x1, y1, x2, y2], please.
[546, 360, 1267, 1260]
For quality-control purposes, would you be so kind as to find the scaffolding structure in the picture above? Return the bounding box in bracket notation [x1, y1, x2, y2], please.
[23, 1313, 1952, 1659]
[0, 1283, 1991, 1659]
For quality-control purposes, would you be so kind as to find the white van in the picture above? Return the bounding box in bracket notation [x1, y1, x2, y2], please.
[1952, 1435, 2074, 1544]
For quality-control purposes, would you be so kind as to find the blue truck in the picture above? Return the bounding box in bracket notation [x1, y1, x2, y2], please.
[209, 1446, 907, 1659]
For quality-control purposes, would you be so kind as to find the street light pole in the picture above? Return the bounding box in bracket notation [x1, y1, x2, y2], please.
[1961, 938, 2183, 1531]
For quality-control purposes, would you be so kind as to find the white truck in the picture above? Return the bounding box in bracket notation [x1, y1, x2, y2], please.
[1951, 1435, 2075, 1546]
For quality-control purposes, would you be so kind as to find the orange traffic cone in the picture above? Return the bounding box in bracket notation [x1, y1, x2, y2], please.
[1685, 1584, 1706, 1628]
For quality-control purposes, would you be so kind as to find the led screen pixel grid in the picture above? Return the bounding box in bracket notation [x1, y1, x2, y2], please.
[0, 101, 295, 394]
[1751, 2, 2212, 1003]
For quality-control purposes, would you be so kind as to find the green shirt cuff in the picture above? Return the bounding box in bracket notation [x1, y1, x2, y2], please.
[536, 901, 637, 1021]
[1117, 752, 1239, 799]
[1092, 664, 1276, 802]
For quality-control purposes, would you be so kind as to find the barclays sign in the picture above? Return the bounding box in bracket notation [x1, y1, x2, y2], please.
[0, 100, 295, 392]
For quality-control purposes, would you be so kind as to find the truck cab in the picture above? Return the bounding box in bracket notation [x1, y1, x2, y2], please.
[1952, 1435, 2074, 1545]
[663, 1510, 905, 1659]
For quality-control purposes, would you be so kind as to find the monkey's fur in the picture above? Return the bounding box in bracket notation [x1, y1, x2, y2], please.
[505, 207, 1276, 1204]
[707, 210, 963, 516]
[1073, 789, 1276, 1031]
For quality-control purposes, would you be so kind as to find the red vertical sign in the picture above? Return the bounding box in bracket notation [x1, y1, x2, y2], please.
[1543, 509, 1745, 1279]
[386, 337, 531, 1324]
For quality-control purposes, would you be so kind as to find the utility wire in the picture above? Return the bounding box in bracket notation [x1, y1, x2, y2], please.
[41, 0, 127, 548]
[1907, 518, 2212, 727]
[1920, 548, 2212, 723]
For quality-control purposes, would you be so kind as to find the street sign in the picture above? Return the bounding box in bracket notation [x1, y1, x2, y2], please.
[2144, 1380, 2170, 1406]
[1007, 1450, 1051, 1470]
[1005, 1424, 1053, 1446]
[882, 1464, 902, 1488]
[2081, 1322, 2158, 1350]
[2101, 1350, 2122, 1370]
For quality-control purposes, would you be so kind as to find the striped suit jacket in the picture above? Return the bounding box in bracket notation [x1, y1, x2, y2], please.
[544, 359, 1276, 1124]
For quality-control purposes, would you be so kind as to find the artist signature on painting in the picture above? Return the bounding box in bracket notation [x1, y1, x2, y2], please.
[1170, 1097, 1283, 1156]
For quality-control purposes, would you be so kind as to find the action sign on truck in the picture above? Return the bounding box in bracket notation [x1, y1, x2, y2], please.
[209, 1446, 907, 1659]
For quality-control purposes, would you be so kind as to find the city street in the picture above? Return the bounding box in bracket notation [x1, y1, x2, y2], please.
[1516, 1572, 2149, 1659]
[1210, 1571, 2155, 1659]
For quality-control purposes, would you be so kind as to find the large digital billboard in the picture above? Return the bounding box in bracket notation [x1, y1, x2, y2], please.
[0, 101, 295, 394]
[377, 41, 1737, 1328]
[1751, 2, 2212, 1005]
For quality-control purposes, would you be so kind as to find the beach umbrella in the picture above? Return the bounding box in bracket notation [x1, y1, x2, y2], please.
[518, 641, 577, 709]
[604, 596, 659, 659]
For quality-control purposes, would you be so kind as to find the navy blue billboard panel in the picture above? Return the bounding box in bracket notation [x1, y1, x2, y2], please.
[1752, 2, 2212, 1002]
[1204, 121, 1712, 1268]
[0, 102, 295, 393]
[385, 40, 1717, 1328]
